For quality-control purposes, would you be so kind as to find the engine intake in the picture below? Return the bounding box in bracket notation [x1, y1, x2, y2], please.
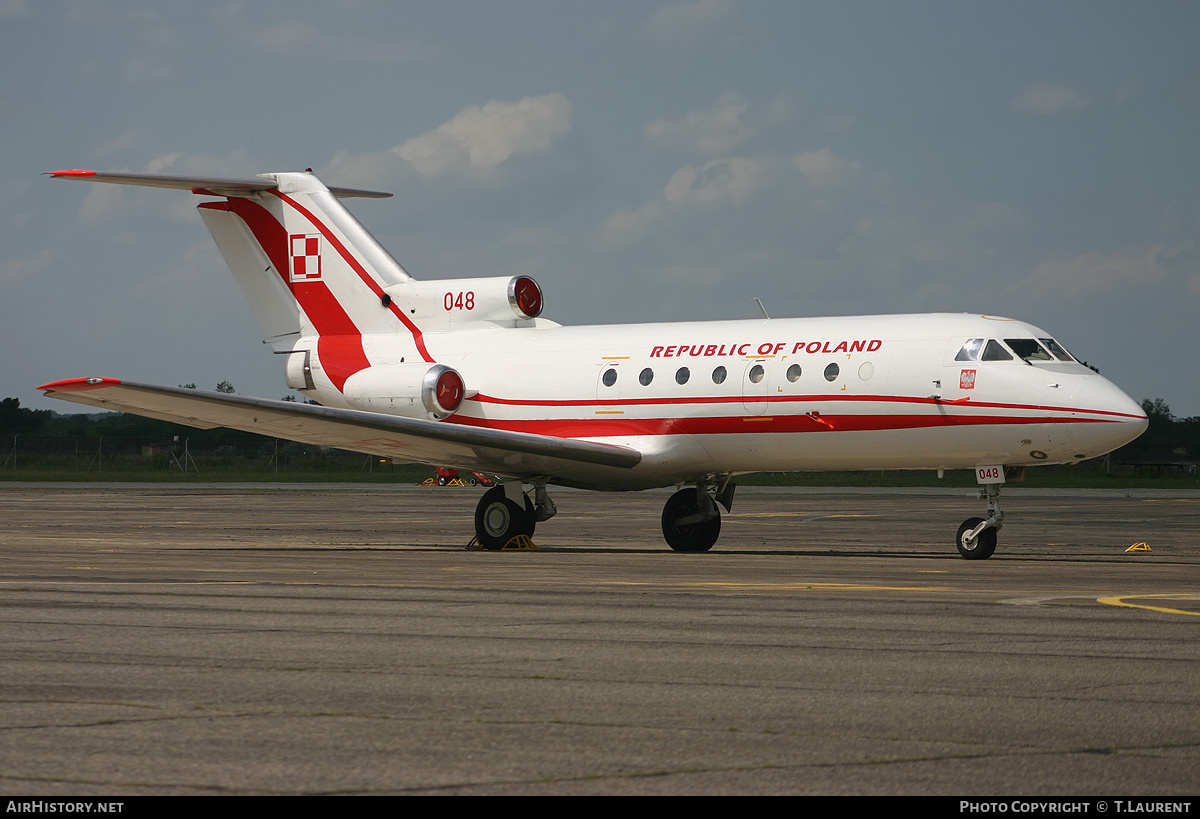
[342, 362, 467, 420]
[385, 275, 544, 329]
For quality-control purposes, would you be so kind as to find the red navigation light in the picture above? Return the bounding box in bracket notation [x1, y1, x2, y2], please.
[435, 369, 465, 413]
[511, 276, 543, 318]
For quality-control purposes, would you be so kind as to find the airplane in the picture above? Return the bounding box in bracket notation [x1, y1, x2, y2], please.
[40, 168, 1148, 558]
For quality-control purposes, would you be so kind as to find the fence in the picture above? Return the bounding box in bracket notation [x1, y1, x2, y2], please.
[2, 433, 416, 476]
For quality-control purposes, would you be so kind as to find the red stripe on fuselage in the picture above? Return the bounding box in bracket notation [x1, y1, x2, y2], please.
[465, 391, 1142, 421]
[444, 411, 1114, 438]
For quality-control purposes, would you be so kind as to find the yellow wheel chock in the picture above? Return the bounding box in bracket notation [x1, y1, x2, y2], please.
[502, 535, 537, 551]
[464, 534, 537, 551]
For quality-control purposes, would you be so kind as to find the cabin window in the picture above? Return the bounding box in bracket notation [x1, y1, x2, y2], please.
[639, 367, 654, 386]
[748, 364, 765, 384]
[602, 368, 617, 387]
[1040, 338, 1074, 362]
[981, 340, 1013, 361]
[824, 363, 840, 381]
[955, 338, 984, 361]
[712, 366, 727, 384]
[786, 364, 802, 382]
[1004, 339, 1053, 362]
[675, 367, 690, 385]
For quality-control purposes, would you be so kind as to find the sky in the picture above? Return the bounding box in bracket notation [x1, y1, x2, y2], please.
[3, 1, 1199, 417]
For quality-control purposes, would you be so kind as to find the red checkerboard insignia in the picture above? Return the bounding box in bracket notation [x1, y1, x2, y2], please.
[959, 369, 977, 390]
[289, 234, 322, 282]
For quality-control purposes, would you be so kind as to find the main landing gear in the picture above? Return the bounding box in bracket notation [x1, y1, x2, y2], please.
[473, 482, 557, 551]
[661, 479, 736, 553]
[956, 481, 1004, 560]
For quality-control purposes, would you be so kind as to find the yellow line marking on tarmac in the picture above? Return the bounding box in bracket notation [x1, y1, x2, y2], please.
[1097, 593, 1200, 617]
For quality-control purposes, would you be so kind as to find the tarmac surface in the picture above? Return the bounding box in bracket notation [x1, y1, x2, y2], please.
[1, 482, 1197, 795]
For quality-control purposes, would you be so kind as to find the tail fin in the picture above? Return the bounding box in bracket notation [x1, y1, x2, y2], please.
[198, 172, 412, 344]
[48, 169, 412, 347]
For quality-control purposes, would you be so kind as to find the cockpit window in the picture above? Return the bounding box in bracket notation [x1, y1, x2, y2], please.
[981, 339, 1013, 361]
[955, 338, 984, 361]
[1004, 338, 1053, 362]
[1039, 338, 1074, 362]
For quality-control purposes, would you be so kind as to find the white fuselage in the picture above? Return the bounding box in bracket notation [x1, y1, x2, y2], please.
[299, 311, 1147, 490]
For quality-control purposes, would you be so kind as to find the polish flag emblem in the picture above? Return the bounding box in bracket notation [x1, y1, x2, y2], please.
[960, 369, 977, 390]
[290, 234, 322, 282]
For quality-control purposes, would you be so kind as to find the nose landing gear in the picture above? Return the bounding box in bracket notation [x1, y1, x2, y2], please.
[956, 481, 1004, 560]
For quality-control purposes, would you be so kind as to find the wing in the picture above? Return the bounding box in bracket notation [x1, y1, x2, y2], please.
[39, 378, 642, 479]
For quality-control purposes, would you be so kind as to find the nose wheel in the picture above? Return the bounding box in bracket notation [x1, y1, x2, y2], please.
[956, 516, 998, 559]
[955, 481, 1004, 560]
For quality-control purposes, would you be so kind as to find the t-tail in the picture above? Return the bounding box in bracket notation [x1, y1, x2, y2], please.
[47, 169, 545, 398]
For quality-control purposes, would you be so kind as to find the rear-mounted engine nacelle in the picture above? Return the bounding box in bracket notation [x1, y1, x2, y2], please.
[342, 363, 466, 420]
[387, 275, 543, 329]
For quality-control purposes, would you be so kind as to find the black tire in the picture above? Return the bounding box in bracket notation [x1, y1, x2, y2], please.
[956, 516, 997, 560]
[437, 475, 448, 486]
[661, 488, 720, 552]
[474, 486, 536, 551]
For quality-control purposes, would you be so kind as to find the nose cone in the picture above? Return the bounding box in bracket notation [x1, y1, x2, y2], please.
[1070, 376, 1148, 457]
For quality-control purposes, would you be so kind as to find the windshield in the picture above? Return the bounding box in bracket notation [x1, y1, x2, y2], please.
[1004, 338, 1053, 362]
[1039, 338, 1075, 361]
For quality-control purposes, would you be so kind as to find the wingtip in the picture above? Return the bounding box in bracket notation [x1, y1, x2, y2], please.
[46, 169, 97, 178]
[39, 377, 121, 392]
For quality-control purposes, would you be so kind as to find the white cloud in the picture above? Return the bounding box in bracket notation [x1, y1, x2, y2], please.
[645, 92, 758, 156]
[140, 150, 260, 222]
[393, 93, 572, 177]
[641, 0, 735, 48]
[1010, 83, 1089, 115]
[1014, 243, 1189, 297]
[322, 149, 404, 191]
[663, 157, 768, 207]
[78, 184, 124, 225]
[792, 148, 861, 186]
[96, 128, 140, 156]
[142, 149, 258, 177]
[601, 156, 772, 245]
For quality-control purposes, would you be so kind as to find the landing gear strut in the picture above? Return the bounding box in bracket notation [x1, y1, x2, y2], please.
[956, 482, 1004, 560]
[474, 484, 536, 551]
[661, 478, 735, 553]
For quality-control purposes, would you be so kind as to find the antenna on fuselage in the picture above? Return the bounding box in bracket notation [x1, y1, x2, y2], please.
[748, 297, 770, 320]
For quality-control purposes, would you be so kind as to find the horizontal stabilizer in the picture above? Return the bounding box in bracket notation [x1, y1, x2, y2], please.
[39, 378, 642, 476]
[45, 169, 392, 199]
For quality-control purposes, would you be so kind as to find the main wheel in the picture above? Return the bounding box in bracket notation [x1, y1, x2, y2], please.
[956, 516, 997, 560]
[474, 486, 536, 551]
[661, 488, 721, 552]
